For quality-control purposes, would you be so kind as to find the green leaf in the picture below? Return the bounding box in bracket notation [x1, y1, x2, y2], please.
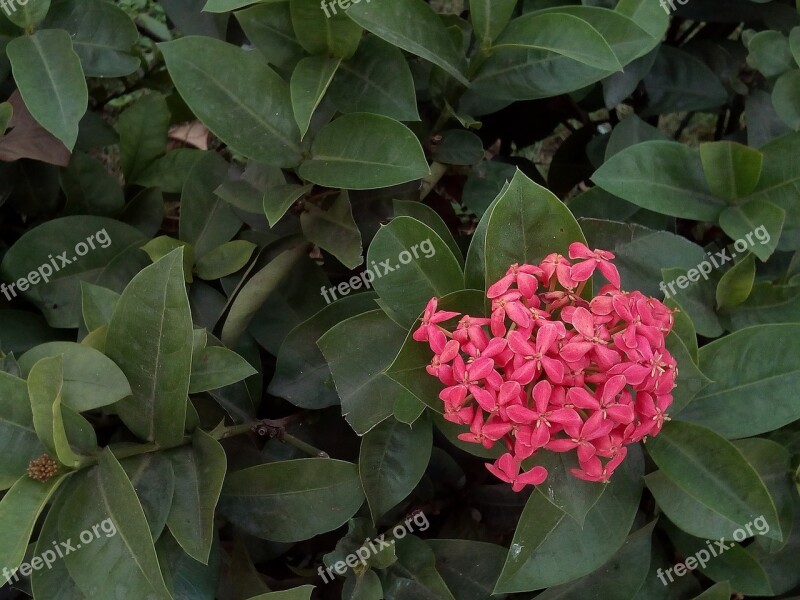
[366, 217, 463, 328]
[219, 459, 364, 542]
[60, 152, 124, 217]
[269, 292, 379, 410]
[141, 236, 195, 282]
[747, 30, 795, 78]
[328, 35, 420, 122]
[532, 452, 605, 527]
[246, 587, 315, 600]
[28, 355, 93, 467]
[166, 430, 227, 563]
[346, 0, 468, 85]
[42, 0, 140, 77]
[679, 324, 800, 437]
[318, 310, 417, 434]
[263, 183, 313, 227]
[699, 141, 764, 201]
[121, 453, 175, 541]
[660, 266, 722, 339]
[484, 169, 586, 290]
[19, 341, 130, 413]
[772, 69, 800, 130]
[716, 253, 756, 309]
[0, 371, 47, 490]
[494, 446, 644, 593]
[719, 281, 800, 330]
[431, 129, 485, 166]
[666, 332, 711, 414]
[195, 240, 257, 281]
[470, 0, 516, 43]
[665, 297, 698, 363]
[0, 474, 67, 585]
[360, 415, 432, 522]
[493, 12, 621, 72]
[719, 200, 784, 262]
[343, 570, 383, 600]
[180, 152, 243, 259]
[290, 55, 341, 139]
[393, 200, 462, 266]
[301, 191, 363, 269]
[116, 93, 170, 184]
[290, 0, 361, 58]
[647, 421, 782, 541]
[235, 3, 305, 72]
[160, 36, 302, 167]
[534, 522, 655, 600]
[105, 248, 193, 446]
[59, 450, 173, 599]
[8, 29, 87, 150]
[157, 531, 221, 600]
[0, 101, 12, 134]
[80, 282, 119, 331]
[298, 113, 430, 190]
[221, 244, 309, 348]
[689, 582, 732, 600]
[592, 141, 726, 221]
[6, 0, 50, 29]
[384, 535, 456, 600]
[190, 346, 257, 393]
[427, 539, 508, 600]
[0, 216, 148, 328]
[615, 0, 669, 41]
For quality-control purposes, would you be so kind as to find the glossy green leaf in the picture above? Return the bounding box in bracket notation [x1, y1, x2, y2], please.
[19, 341, 131, 411]
[195, 240, 257, 281]
[643, 46, 728, 115]
[666, 331, 711, 414]
[360, 415, 432, 522]
[718, 200, 784, 261]
[80, 282, 119, 331]
[427, 539, 508, 600]
[141, 236, 195, 282]
[160, 36, 302, 167]
[60, 152, 124, 217]
[494, 446, 644, 592]
[269, 292, 378, 410]
[318, 310, 416, 434]
[189, 345, 257, 393]
[719, 281, 800, 330]
[689, 582, 732, 600]
[221, 244, 309, 348]
[263, 183, 312, 227]
[699, 141, 764, 201]
[42, 0, 139, 77]
[0, 371, 47, 490]
[366, 216, 463, 328]
[59, 450, 172, 599]
[647, 421, 782, 541]
[532, 452, 606, 527]
[716, 253, 756, 309]
[219, 459, 364, 542]
[298, 113, 430, 190]
[470, 0, 516, 43]
[8, 29, 87, 150]
[483, 169, 586, 290]
[121, 453, 175, 541]
[747, 30, 795, 78]
[431, 129, 485, 166]
[772, 69, 800, 130]
[393, 200, 462, 265]
[290, 0, 361, 58]
[6, 0, 50, 29]
[105, 248, 193, 446]
[680, 324, 800, 437]
[0, 216, 148, 328]
[493, 12, 621, 72]
[0, 474, 66, 585]
[592, 141, 726, 221]
[384, 535, 455, 600]
[301, 191, 363, 269]
[346, 0, 468, 85]
[290, 55, 340, 138]
[166, 430, 227, 563]
[328, 35, 420, 121]
[235, 3, 305, 72]
[116, 93, 170, 184]
[157, 531, 221, 600]
[246, 587, 315, 600]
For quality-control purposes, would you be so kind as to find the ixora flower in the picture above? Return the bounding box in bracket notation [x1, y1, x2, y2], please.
[414, 242, 677, 489]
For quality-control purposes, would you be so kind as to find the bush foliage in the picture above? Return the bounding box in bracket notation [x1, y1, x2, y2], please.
[0, 0, 799, 599]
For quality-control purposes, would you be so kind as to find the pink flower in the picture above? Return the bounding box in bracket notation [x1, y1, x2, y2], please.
[568, 242, 621, 288]
[485, 453, 548, 492]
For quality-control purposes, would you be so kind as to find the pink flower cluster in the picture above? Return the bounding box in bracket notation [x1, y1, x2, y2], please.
[414, 243, 677, 490]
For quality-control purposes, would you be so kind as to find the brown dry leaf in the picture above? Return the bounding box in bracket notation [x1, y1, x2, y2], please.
[0, 91, 71, 166]
[168, 121, 209, 150]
